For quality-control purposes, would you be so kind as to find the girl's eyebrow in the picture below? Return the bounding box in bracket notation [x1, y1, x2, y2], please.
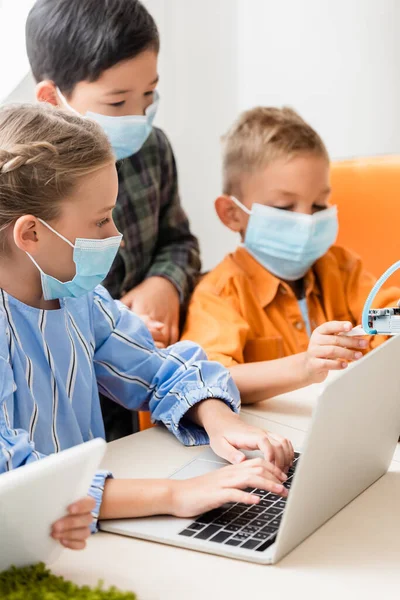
[97, 205, 116, 214]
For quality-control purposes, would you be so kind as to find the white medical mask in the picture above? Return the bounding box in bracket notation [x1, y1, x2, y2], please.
[57, 88, 159, 160]
[26, 219, 122, 300]
[231, 196, 338, 280]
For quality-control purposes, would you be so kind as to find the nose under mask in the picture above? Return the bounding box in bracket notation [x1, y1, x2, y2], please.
[57, 88, 159, 160]
[26, 218, 122, 300]
[230, 196, 338, 280]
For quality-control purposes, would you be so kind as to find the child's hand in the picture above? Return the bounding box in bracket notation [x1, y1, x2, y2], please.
[305, 321, 369, 383]
[190, 400, 294, 473]
[51, 496, 95, 550]
[169, 458, 288, 518]
[120, 276, 180, 348]
[208, 413, 294, 473]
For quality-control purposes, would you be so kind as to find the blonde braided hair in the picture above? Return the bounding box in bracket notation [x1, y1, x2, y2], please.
[0, 142, 59, 174]
[0, 103, 114, 248]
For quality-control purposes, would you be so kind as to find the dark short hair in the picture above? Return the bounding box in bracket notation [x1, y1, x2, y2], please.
[26, 0, 160, 95]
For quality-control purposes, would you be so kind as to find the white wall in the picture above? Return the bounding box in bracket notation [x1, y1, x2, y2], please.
[4, 0, 400, 269]
[5, 72, 36, 104]
[0, 0, 35, 103]
[146, 0, 400, 269]
[236, 0, 400, 160]
[143, 0, 240, 270]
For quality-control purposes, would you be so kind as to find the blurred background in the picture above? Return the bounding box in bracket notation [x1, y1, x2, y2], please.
[2, 0, 400, 270]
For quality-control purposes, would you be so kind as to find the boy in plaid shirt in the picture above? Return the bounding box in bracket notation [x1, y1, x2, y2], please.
[26, 0, 201, 438]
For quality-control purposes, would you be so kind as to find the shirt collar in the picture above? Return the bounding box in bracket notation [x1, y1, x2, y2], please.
[232, 246, 320, 308]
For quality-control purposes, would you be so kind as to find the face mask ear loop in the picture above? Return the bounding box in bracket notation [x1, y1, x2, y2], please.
[361, 260, 400, 334]
[56, 87, 81, 116]
[37, 218, 75, 248]
[230, 196, 252, 216]
[25, 251, 45, 274]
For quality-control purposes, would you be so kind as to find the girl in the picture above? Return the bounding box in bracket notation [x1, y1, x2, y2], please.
[0, 104, 293, 551]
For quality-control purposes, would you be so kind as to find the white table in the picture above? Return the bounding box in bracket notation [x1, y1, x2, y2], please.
[52, 384, 400, 600]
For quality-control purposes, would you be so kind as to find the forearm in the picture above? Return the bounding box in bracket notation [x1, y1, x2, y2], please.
[99, 478, 176, 519]
[230, 353, 312, 404]
[187, 399, 237, 432]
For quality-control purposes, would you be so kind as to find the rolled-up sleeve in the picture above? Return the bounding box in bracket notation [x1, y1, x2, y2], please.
[92, 286, 240, 446]
[89, 469, 113, 533]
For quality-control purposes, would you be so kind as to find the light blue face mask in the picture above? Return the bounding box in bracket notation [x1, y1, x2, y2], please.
[58, 89, 159, 160]
[27, 219, 122, 300]
[231, 196, 338, 281]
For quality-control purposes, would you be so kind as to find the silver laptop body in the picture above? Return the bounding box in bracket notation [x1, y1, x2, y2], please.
[101, 334, 400, 564]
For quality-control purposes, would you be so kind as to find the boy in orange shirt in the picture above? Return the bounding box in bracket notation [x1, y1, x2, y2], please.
[182, 107, 400, 403]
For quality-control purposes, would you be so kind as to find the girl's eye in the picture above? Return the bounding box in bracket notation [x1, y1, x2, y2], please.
[144, 90, 154, 97]
[313, 205, 327, 212]
[109, 101, 125, 107]
[97, 218, 110, 228]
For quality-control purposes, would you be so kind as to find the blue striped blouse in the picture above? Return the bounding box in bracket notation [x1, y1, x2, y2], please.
[0, 285, 239, 527]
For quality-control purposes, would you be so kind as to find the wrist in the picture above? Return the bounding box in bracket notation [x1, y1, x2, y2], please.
[148, 275, 180, 298]
[190, 399, 238, 436]
[300, 351, 319, 385]
[159, 479, 177, 515]
[168, 480, 187, 517]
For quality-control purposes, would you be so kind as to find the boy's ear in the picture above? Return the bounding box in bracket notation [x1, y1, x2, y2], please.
[36, 81, 60, 106]
[215, 195, 244, 233]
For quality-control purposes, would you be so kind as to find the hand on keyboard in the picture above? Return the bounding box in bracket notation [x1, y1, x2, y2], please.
[178, 453, 300, 550]
[187, 399, 293, 472]
[169, 457, 288, 518]
[206, 408, 293, 472]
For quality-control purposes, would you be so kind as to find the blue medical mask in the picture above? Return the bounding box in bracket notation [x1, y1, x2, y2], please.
[231, 196, 338, 280]
[27, 219, 122, 300]
[57, 89, 159, 160]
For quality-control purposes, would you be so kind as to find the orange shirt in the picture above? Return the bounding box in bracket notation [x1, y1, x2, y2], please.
[181, 246, 400, 367]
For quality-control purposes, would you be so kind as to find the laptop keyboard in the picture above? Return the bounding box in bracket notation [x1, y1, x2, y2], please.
[178, 452, 300, 552]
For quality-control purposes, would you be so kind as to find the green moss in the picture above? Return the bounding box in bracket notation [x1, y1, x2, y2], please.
[0, 563, 136, 599]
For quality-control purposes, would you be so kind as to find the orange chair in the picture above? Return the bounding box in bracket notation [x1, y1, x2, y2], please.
[331, 156, 400, 287]
[138, 411, 154, 431]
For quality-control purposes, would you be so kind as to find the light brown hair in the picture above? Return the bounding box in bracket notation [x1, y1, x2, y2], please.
[0, 103, 114, 250]
[222, 106, 329, 196]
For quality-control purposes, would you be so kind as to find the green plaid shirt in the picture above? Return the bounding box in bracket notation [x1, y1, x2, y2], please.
[103, 127, 201, 302]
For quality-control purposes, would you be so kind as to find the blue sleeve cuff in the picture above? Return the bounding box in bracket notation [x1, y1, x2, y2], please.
[89, 469, 113, 533]
[166, 385, 240, 447]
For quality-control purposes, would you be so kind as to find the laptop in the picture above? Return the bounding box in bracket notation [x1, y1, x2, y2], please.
[0, 437, 106, 571]
[100, 334, 400, 564]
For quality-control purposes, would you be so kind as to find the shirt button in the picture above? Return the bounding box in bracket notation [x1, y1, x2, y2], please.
[294, 321, 303, 331]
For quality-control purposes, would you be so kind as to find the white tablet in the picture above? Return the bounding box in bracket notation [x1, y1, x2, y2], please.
[0, 437, 106, 571]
